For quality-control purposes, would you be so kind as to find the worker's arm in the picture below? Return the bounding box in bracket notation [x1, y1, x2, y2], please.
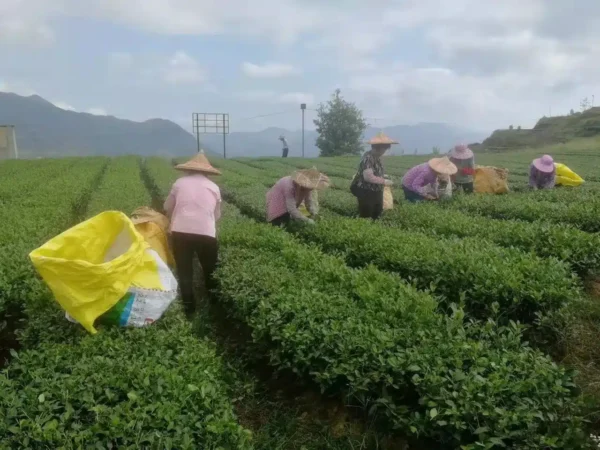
[214, 197, 222, 222]
[411, 171, 434, 197]
[285, 194, 309, 222]
[163, 186, 177, 218]
[305, 191, 319, 217]
[363, 168, 389, 185]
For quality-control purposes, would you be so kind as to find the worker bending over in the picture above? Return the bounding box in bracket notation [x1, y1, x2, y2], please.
[266, 167, 330, 226]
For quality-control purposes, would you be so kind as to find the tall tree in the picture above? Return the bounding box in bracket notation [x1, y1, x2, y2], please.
[314, 89, 367, 156]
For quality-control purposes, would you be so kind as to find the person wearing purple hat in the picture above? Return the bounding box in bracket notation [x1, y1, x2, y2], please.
[529, 155, 556, 190]
[449, 144, 475, 193]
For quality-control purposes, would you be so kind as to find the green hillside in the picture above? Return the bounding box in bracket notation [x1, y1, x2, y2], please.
[476, 107, 600, 152]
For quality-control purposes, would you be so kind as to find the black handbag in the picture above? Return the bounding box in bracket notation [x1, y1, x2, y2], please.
[350, 174, 361, 197]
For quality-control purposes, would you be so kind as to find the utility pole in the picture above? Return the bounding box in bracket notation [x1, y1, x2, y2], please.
[193, 114, 200, 153]
[300, 103, 306, 158]
[222, 113, 227, 159]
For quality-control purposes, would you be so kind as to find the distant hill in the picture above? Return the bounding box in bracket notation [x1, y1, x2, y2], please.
[475, 107, 600, 152]
[201, 123, 487, 158]
[0, 92, 219, 158]
[0, 91, 487, 158]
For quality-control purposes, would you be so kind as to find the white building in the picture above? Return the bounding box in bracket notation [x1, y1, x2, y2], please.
[0, 126, 18, 159]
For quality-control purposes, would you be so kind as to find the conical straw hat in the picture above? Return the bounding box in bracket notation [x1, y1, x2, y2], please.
[175, 150, 221, 175]
[130, 206, 170, 229]
[429, 156, 458, 175]
[367, 132, 399, 145]
[291, 167, 330, 190]
[450, 144, 474, 160]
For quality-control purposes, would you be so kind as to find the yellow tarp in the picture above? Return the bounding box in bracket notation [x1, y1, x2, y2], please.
[474, 166, 509, 194]
[29, 211, 164, 334]
[555, 163, 584, 187]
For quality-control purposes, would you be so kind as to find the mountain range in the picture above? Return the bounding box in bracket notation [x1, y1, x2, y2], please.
[201, 124, 487, 158]
[0, 92, 487, 158]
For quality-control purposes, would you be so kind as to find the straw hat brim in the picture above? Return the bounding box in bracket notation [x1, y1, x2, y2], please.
[429, 157, 458, 175]
[131, 217, 150, 225]
[174, 162, 222, 175]
[368, 137, 399, 145]
[292, 169, 330, 190]
[367, 131, 399, 145]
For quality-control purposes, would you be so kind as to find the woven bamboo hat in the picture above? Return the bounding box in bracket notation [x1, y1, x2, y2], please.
[450, 143, 474, 160]
[429, 156, 458, 175]
[367, 132, 399, 145]
[292, 167, 330, 190]
[130, 206, 170, 229]
[174, 150, 221, 175]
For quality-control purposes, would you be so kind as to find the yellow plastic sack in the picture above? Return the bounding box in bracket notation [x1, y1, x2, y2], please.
[131, 207, 175, 267]
[29, 211, 169, 334]
[383, 186, 394, 210]
[474, 166, 510, 194]
[555, 163, 584, 187]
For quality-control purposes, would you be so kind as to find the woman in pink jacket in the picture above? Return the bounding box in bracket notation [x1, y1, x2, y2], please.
[164, 151, 222, 318]
[266, 167, 330, 226]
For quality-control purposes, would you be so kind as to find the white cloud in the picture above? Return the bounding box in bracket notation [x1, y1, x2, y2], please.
[87, 108, 108, 115]
[108, 52, 133, 69]
[241, 62, 297, 78]
[3, 0, 600, 133]
[0, 0, 61, 46]
[237, 90, 314, 106]
[80, 0, 324, 44]
[162, 51, 206, 85]
[277, 92, 314, 105]
[52, 101, 76, 111]
[0, 80, 37, 96]
[236, 90, 277, 102]
[347, 65, 551, 130]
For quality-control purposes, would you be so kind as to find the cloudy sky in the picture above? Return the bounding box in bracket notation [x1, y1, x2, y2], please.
[1, 0, 599, 134]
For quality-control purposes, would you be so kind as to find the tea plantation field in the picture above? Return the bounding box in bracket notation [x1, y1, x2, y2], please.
[2, 137, 600, 449]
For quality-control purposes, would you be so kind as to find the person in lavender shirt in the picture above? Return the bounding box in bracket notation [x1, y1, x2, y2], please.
[401, 157, 458, 203]
[529, 155, 556, 190]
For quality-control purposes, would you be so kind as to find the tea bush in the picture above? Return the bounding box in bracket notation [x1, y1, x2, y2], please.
[215, 211, 592, 449]
[215, 182, 582, 324]
[1, 158, 252, 449]
[1, 158, 109, 358]
[445, 193, 600, 233]
[0, 313, 252, 449]
[382, 203, 600, 276]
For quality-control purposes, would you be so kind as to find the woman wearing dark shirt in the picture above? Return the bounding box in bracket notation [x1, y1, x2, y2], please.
[350, 132, 398, 219]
